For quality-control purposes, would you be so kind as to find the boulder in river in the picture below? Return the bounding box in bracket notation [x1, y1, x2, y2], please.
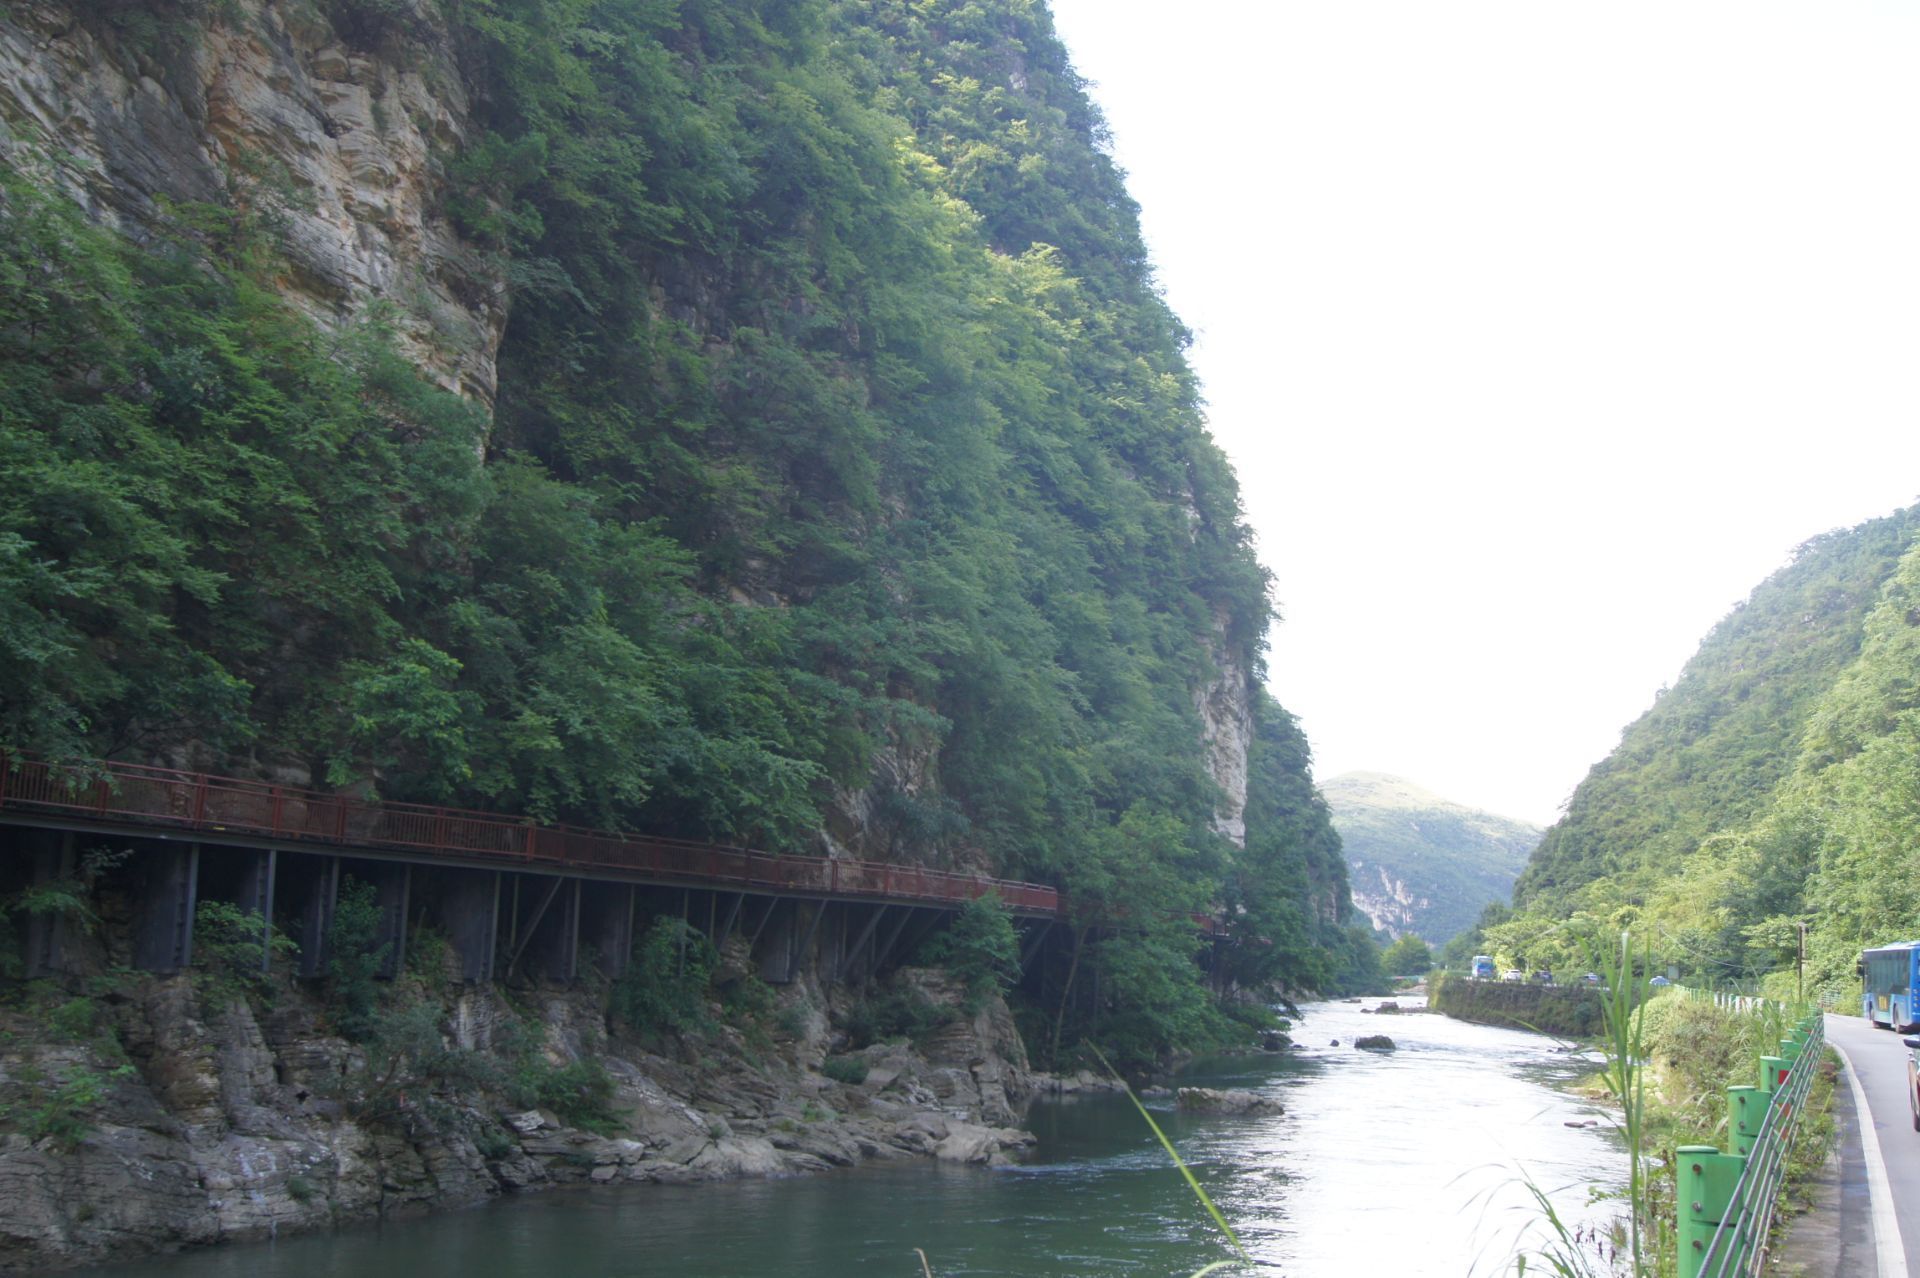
[1373, 1001, 1401, 1015]
[1353, 1035, 1396, 1052]
[1175, 1087, 1284, 1117]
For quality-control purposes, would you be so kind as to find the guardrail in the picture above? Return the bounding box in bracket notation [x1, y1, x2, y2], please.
[1676, 1009, 1824, 1277]
[0, 753, 1060, 915]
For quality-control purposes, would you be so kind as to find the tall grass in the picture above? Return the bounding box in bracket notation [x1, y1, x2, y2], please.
[1493, 930, 1656, 1277]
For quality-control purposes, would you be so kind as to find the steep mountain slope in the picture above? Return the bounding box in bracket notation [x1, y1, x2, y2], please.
[0, 0, 1358, 1059]
[1461, 505, 1920, 989]
[1322, 772, 1538, 946]
[1703, 533, 1920, 992]
[1514, 507, 1920, 908]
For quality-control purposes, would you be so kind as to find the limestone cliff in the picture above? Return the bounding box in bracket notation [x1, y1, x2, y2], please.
[1194, 618, 1255, 847]
[1323, 773, 1539, 946]
[0, 0, 502, 406]
[0, 955, 1040, 1271]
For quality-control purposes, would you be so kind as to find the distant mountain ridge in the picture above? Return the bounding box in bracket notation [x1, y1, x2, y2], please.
[1323, 772, 1541, 946]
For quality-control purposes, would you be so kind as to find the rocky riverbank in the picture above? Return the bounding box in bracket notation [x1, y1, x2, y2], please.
[0, 957, 1063, 1272]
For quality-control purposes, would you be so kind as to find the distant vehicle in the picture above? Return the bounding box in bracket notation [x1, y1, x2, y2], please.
[1471, 955, 1495, 981]
[1861, 941, 1920, 1032]
[1502, 969, 1525, 983]
[1533, 970, 1553, 986]
[1648, 975, 1671, 987]
[1583, 972, 1602, 985]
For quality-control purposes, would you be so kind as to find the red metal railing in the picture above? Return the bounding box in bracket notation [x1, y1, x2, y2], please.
[0, 755, 1060, 915]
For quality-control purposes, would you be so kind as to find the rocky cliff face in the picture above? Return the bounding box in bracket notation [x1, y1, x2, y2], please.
[1193, 623, 1255, 847]
[0, 958, 1043, 1271]
[1323, 772, 1539, 946]
[0, 0, 502, 407]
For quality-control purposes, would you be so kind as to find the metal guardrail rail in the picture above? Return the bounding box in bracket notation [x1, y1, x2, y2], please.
[0, 754, 1060, 915]
[1677, 1008, 1825, 1277]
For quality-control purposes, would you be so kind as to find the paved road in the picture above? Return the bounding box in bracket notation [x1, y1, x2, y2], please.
[1826, 1013, 1919, 1277]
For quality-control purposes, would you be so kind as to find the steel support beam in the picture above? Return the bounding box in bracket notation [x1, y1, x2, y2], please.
[840, 904, 889, 983]
[504, 875, 565, 977]
[133, 842, 199, 973]
[235, 848, 278, 975]
[869, 906, 919, 976]
[297, 857, 341, 978]
[25, 832, 76, 978]
[445, 868, 501, 983]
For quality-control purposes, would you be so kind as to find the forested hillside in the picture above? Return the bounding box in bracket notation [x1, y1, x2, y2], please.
[0, 0, 1364, 1060]
[1463, 507, 1920, 990]
[1323, 773, 1537, 947]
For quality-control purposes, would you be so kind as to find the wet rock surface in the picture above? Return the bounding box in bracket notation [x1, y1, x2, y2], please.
[1175, 1087, 1284, 1117]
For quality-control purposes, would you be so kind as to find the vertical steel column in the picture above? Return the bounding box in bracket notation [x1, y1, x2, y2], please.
[298, 857, 341, 978]
[24, 832, 76, 978]
[441, 867, 501, 983]
[374, 864, 411, 980]
[133, 842, 199, 973]
[235, 849, 278, 975]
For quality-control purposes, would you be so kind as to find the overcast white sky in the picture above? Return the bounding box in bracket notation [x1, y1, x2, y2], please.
[1046, 0, 1920, 826]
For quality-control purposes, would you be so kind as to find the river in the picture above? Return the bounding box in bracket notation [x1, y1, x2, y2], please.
[98, 998, 1628, 1277]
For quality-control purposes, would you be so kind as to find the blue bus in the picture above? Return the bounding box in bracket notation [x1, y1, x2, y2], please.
[1861, 941, 1920, 1030]
[1471, 955, 1495, 981]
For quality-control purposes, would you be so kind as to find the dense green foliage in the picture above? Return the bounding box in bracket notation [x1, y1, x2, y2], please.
[1324, 772, 1538, 947]
[0, 0, 1358, 1061]
[611, 918, 717, 1038]
[917, 893, 1020, 1012]
[326, 879, 389, 1042]
[1480, 509, 1920, 995]
[1515, 510, 1919, 909]
[1381, 934, 1432, 976]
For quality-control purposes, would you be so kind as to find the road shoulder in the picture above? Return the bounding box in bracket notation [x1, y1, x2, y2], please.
[1771, 1047, 1874, 1278]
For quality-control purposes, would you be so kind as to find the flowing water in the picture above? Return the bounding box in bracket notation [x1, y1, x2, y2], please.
[99, 998, 1628, 1277]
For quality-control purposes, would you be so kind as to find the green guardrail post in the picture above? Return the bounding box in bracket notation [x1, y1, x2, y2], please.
[1726, 1084, 1763, 1156]
[1758, 1054, 1788, 1094]
[1679, 1145, 1745, 1278]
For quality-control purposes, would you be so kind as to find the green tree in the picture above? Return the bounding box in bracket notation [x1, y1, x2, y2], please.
[1382, 934, 1433, 976]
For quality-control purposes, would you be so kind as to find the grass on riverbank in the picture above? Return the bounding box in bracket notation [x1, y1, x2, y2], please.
[1539, 994, 1837, 1277]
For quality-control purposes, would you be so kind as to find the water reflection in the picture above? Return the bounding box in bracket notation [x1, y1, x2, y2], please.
[98, 998, 1625, 1277]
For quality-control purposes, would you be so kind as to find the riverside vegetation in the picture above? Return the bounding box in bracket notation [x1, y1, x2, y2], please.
[1482, 943, 1835, 1278]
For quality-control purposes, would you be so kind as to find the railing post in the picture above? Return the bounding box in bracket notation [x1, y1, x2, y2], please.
[1726, 1085, 1762, 1156]
[1678, 1146, 1745, 1278]
[1757, 1054, 1787, 1095]
[192, 774, 209, 825]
